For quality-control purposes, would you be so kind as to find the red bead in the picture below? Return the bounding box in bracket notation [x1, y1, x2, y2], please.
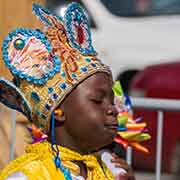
[77, 25, 84, 45]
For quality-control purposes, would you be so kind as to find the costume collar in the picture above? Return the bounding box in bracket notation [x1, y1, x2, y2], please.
[25, 141, 114, 180]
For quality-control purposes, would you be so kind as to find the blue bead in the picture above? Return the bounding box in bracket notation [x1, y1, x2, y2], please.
[28, 76, 34, 82]
[55, 58, 61, 65]
[19, 73, 24, 79]
[91, 63, 96, 68]
[61, 71, 66, 77]
[12, 69, 18, 74]
[45, 104, 51, 110]
[85, 58, 91, 62]
[76, 13, 81, 22]
[72, 73, 77, 79]
[13, 38, 25, 50]
[40, 78, 46, 84]
[52, 93, 58, 100]
[49, 71, 54, 77]
[81, 67, 88, 72]
[64, 168, 70, 175]
[54, 157, 61, 168]
[48, 87, 53, 94]
[34, 79, 38, 84]
[59, 83, 67, 90]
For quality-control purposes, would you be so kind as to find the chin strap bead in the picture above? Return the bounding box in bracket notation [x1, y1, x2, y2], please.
[51, 112, 72, 180]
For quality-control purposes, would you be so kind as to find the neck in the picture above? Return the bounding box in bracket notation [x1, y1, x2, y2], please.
[54, 126, 92, 155]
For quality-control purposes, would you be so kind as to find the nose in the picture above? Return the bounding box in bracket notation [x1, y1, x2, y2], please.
[106, 104, 118, 117]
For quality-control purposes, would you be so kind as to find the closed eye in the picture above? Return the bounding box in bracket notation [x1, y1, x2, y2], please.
[91, 98, 103, 104]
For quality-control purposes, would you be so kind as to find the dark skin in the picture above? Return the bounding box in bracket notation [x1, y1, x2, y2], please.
[53, 72, 135, 179]
[55, 72, 118, 154]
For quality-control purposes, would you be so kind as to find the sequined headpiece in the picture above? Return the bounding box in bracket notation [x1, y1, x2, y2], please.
[0, 3, 111, 132]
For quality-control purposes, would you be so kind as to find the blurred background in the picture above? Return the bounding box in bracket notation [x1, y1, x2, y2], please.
[1, 0, 180, 179]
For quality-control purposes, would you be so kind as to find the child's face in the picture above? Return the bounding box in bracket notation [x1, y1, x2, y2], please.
[60, 72, 118, 153]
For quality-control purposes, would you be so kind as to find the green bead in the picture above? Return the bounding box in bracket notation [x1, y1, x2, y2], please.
[76, 14, 81, 22]
[13, 38, 25, 50]
[31, 91, 40, 102]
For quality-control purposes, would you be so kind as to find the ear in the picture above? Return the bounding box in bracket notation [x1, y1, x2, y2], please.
[2, 28, 61, 85]
[64, 2, 96, 55]
[32, 3, 63, 28]
[0, 78, 32, 120]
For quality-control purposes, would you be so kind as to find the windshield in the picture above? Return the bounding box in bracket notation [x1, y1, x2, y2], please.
[101, 0, 180, 17]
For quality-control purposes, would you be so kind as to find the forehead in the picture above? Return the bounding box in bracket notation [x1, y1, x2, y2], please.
[82, 72, 113, 90]
[72, 72, 114, 97]
[62, 72, 113, 106]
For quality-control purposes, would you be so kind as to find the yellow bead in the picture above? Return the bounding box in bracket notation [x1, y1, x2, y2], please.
[14, 38, 25, 50]
[54, 108, 64, 116]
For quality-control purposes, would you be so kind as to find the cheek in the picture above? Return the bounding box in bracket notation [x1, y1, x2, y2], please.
[79, 112, 104, 130]
[84, 106, 105, 125]
[66, 109, 105, 135]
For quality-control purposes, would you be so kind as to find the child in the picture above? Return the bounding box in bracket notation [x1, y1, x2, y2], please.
[0, 3, 135, 180]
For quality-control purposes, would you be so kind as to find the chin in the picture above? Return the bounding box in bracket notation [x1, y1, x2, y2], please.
[88, 141, 112, 153]
[85, 134, 116, 153]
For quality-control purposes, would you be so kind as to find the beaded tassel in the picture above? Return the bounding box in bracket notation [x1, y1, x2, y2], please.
[51, 112, 72, 180]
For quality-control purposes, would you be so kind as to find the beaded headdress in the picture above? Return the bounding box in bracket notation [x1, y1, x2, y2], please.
[0, 3, 111, 132]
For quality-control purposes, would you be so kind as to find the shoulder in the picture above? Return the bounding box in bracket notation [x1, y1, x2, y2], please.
[0, 150, 66, 180]
[0, 152, 38, 180]
[0, 142, 69, 180]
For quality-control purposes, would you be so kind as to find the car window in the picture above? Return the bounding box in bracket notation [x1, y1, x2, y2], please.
[46, 0, 97, 28]
[100, 0, 180, 17]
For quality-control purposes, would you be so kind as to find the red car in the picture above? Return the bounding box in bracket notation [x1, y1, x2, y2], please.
[129, 62, 180, 173]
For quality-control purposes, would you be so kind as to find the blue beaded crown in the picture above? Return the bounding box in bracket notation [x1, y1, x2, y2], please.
[0, 3, 111, 132]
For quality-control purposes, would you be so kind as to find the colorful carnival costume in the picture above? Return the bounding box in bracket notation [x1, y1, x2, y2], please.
[113, 81, 151, 154]
[0, 3, 115, 180]
[0, 3, 150, 180]
[1, 141, 114, 180]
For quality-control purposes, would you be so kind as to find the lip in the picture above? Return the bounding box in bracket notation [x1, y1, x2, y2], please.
[104, 122, 118, 132]
[104, 123, 118, 127]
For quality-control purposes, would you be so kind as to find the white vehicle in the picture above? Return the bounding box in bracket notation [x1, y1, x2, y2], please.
[47, 0, 180, 79]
